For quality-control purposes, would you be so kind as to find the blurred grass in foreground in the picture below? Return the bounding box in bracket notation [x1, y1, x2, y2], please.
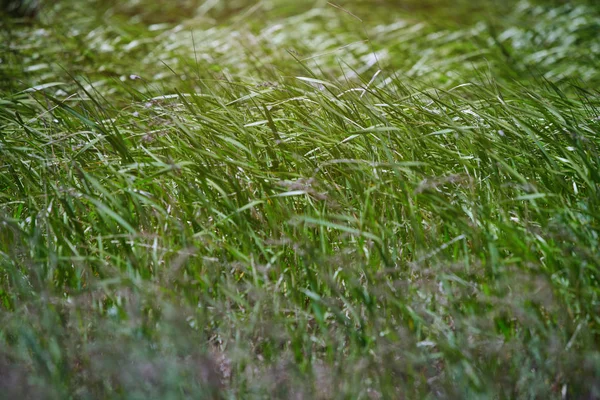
[1, 0, 600, 398]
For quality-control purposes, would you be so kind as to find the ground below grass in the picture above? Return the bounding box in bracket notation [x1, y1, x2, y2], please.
[1, 0, 600, 398]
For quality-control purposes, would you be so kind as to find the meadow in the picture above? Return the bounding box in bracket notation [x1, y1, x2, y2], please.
[1, 0, 599, 398]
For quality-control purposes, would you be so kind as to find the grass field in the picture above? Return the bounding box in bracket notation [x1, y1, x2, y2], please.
[1, 0, 600, 398]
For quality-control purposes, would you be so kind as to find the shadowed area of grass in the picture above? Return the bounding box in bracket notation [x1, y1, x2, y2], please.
[1, 0, 600, 398]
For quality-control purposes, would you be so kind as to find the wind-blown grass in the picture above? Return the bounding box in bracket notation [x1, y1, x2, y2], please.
[1, 0, 599, 398]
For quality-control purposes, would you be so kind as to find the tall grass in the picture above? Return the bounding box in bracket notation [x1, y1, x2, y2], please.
[1, 0, 599, 398]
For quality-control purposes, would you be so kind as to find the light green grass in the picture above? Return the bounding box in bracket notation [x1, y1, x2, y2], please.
[1, 0, 600, 398]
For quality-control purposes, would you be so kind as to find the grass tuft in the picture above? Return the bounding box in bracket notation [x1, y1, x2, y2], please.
[1, 0, 600, 398]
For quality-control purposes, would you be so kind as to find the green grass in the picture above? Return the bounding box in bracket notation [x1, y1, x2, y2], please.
[1, 0, 600, 398]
